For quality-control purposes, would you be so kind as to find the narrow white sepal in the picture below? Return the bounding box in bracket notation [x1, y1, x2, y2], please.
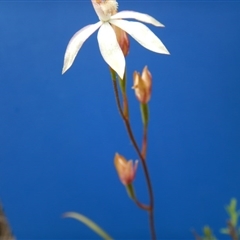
[97, 22, 125, 79]
[110, 19, 170, 55]
[110, 10, 165, 27]
[62, 21, 102, 74]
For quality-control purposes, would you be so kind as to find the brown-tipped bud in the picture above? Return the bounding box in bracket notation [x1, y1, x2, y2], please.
[112, 25, 130, 57]
[114, 153, 138, 185]
[132, 66, 152, 104]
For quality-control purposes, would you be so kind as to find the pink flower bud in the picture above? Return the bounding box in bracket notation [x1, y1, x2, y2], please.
[114, 153, 138, 185]
[112, 25, 130, 57]
[132, 66, 152, 104]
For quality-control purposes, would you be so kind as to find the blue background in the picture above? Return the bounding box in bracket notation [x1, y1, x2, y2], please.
[0, 0, 240, 239]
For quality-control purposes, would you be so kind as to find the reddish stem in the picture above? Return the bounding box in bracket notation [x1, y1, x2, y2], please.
[111, 75, 156, 240]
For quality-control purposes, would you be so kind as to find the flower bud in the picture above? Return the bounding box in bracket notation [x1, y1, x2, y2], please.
[112, 25, 130, 57]
[114, 153, 138, 185]
[132, 66, 152, 104]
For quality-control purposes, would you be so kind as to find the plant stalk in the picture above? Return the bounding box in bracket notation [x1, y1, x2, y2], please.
[110, 70, 156, 240]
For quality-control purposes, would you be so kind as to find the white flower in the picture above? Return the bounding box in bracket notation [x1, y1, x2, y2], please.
[62, 0, 170, 79]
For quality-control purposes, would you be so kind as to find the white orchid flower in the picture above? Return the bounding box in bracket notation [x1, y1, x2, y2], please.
[62, 0, 170, 79]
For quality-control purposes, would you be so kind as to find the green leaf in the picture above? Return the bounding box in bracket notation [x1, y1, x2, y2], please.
[231, 212, 238, 227]
[227, 198, 237, 215]
[203, 226, 217, 240]
[63, 212, 113, 240]
[220, 228, 229, 234]
[203, 226, 212, 236]
[226, 198, 238, 227]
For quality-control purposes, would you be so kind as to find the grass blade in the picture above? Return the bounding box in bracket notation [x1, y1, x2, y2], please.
[63, 212, 113, 240]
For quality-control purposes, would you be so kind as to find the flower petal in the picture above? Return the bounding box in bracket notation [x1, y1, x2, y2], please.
[110, 11, 164, 27]
[97, 22, 125, 79]
[110, 19, 170, 55]
[62, 21, 102, 74]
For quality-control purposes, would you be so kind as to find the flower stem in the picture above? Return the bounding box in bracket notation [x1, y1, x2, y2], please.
[142, 125, 148, 159]
[140, 103, 149, 159]
[110, 69, 156, 240]
[133, 199, 151, 211]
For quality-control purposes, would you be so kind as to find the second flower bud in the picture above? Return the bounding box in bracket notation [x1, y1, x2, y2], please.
[114, 153, 138, 186]
[132, 66, 152, 104]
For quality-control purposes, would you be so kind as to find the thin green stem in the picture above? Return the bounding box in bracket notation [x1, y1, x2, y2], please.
[117, 69, 129, 120]
[140, 103, 149, 159]
[142, 126, 148, 159]
[134, 199, 151, 211]
[111, 70, 156, 240]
